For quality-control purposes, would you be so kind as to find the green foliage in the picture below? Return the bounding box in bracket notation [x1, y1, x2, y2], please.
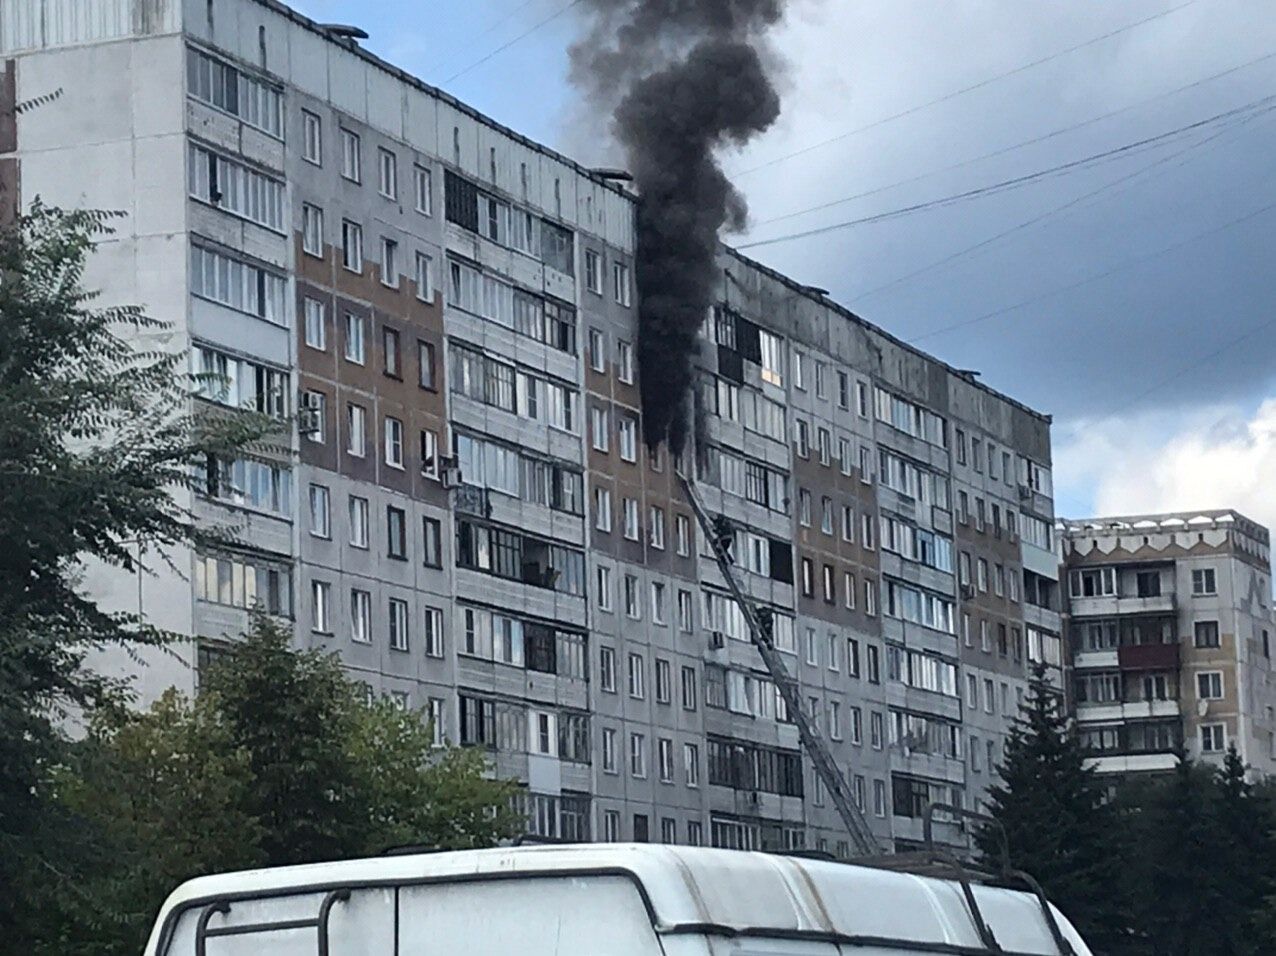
[0, 200, 270, 936]
[17, 617, 521, 954]
[976, 662, 1128, 950]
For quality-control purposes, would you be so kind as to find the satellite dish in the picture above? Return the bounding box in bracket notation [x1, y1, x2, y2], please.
[1197, 698, 1209, 718]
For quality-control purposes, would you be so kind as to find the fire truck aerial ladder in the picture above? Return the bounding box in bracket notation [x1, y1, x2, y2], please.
[678, 471, 881, 857]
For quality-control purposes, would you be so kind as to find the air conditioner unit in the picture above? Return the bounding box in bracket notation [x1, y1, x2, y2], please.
[960, 584, 975, 599]
[709, 631, 726, 650]
[298, 405, 321, 436]
[747, 791, 761, 806]
[1017, 483, 1032, 500]
[441, 465, 463, 489]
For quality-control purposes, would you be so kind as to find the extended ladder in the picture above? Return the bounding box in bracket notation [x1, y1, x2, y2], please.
[678, 472, 879, 856]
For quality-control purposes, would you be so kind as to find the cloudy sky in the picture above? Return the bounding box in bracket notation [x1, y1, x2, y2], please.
[293, 0, 1276, 529]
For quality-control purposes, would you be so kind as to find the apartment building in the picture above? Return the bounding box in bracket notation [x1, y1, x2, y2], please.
[1060, 511, 1276, 778]
[1, 0, 1059, 854]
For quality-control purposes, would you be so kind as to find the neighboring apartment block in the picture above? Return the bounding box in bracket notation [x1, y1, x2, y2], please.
[1060, 512, 1276, 778]
[0, 0, 1060, 854]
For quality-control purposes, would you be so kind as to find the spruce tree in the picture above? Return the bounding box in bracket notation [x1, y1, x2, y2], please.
[977, 662, 1127, 949]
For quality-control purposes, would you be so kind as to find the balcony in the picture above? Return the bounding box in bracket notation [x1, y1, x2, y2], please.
[1118, 642, 1180, 672]
[1076, 699, 1181, 722]
[1070, 592, 1176, 619]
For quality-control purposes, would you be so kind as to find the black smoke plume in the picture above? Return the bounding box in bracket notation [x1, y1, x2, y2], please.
[571, 1, 786, 454]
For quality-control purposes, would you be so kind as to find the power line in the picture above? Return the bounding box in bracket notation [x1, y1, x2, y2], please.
[903, 196, 1276, 346]
[734, 95, 1276, 251]
[851, 103, 1272, 301]
[443, 0, 582, 85]
[751, 48, 1276, 230]
[432, 0, 543, 77]
[732, 0, 1206, 178]
[1125, 313, 1276, 409]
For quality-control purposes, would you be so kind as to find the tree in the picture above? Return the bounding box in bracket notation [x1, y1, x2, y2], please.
[0, 202, 269, 933]
[23, 693, 264, 956]
[977, 663, 1129, 950]
[20, 617, 523, 954]
[201, 614, 523, 863]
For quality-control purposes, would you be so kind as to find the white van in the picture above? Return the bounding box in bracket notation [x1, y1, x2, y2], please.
[144, 843, 1092, 955]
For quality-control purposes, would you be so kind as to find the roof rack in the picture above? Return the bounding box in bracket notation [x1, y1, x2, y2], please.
[882, 803, 1077, 956]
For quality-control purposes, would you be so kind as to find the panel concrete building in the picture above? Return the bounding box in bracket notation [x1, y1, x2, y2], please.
[1060, 511, 1276, 778]
[0, 0, 1061, 854]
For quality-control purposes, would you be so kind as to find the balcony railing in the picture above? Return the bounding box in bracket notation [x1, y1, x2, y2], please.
[1118, 642, 1180, 671]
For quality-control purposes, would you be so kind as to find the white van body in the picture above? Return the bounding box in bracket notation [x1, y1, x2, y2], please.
[144, 844, 1093, 956]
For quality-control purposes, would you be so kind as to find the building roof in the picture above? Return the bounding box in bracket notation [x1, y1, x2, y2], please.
[146, 844, 1090, 955]
[723, 247, 1054, 426]
[1059, 510, 1269, 542]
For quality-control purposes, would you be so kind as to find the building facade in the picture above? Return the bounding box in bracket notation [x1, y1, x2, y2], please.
[1060, 511, 1276, 778]
[1, 0, 1060, 854]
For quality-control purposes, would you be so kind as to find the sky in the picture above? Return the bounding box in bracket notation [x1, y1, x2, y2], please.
[292, 0, 1276, 530]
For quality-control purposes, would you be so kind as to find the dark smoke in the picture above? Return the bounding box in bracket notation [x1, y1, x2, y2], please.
[570, 1, 787, 454]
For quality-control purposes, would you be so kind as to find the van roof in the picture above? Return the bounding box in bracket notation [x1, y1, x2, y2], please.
[148, 844, 1089, 955]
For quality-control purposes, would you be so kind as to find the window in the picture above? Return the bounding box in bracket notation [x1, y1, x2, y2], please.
[380, 325, 401, 376]
[623, 573, 641, 619]
[1194, 621, 1221, 648]
[870, 711, 884, 749]
[628, 653, 645, 698]
[387, 506, 407, 560]
[685, 743, 700, 787]
[798, 489, 811, 527]
[585, 250, 602, 293]
[613, 261, 632, 306]
[618, 340, 635, 384]
[346, 403, 367, 457]
[820, 497, 834, 535]
[388, 598, 409, 651]
[422, 517, 442, 568]
[658, 738, 674, 782]
[862, 513, 875, 550]
[600, 646, 616, 692]
[384, 416, 404, 468]
[417, 605, 442, 657]
[348, 495, 369, 548]
[190, 244, 286, 325]
[1192, 568, 1217, 595]
[408, 252, 433, 304]
[591, 406, 610, 452]
[308, 484, 330, 538]
[649, 506, 666, 549]
[415, 342, 437, 392]
[597, 566, 613, 612]
[864, 579, 877, 617]
[681, 666, 698, 710]
[311, 580, 331, 632]
[411, 430, 436, 481]
[340, 128, 361, 182]
[601, 727, 618, 773]
[1197, 671, 1224, 700]
[413, 165, 432, 215]
[302, 297, 326, 350]
[630, 733, 647, 778]
[677, 588, 693, 632]
[1201, 723, 1226, 753]
[594, 487, 612, 532]
[792, 350, 806, 390]
[378, 148, 397, 199]
[867, 644, 880, 683]
[298, 109, 323, 163]
[187, 143, 284, 231]
[342, 313, 366, 365]
[339, 220, 364, 273]
[623, 498, 640, 541]
[350, 588, 371, 644]
[603, 810, 620, 842]
[651, 581, 667, 624]
[829, 700, 843, 739]
[618, 417, 638, 462]
[817, 428, 831, 465]
[676, 514, 691, 556]
[302, 203, 324, 256]
[793, 419, 809, 458]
